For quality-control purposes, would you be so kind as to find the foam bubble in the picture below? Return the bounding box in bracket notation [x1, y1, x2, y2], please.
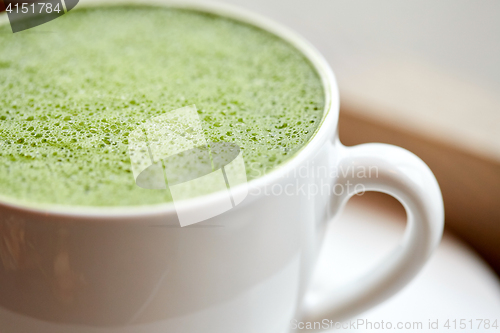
[0, 6, 325, 206]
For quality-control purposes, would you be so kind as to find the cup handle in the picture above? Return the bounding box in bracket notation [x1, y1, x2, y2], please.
[301, 142, 444, 326]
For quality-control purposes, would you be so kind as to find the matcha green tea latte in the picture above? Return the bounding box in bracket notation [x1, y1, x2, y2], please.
[0, 6, 325, 207]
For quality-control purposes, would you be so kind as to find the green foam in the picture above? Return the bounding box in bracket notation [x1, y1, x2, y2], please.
[0, 6, 325, 207]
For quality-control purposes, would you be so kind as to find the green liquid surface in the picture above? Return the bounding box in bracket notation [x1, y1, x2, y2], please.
[0, 6, 325, 207]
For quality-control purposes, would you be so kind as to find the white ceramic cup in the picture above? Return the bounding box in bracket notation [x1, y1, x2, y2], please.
[0, 1, 444, 332]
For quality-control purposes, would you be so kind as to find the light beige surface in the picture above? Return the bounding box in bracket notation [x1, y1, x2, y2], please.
[340, 58, 500, 162]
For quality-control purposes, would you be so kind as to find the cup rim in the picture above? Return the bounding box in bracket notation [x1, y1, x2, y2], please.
[0, 0, 339, 219]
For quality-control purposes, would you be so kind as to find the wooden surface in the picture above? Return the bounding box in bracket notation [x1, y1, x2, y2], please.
[339, 107, 500, 276]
